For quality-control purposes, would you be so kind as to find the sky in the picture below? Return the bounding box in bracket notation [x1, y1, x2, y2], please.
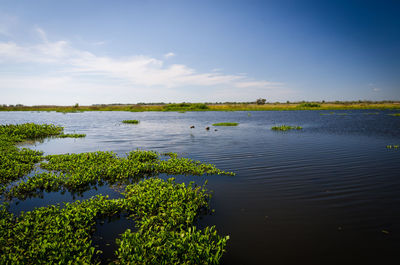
[0, 0, 399, 105]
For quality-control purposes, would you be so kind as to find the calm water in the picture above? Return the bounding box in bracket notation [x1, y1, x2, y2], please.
[1, 110, 400, 265]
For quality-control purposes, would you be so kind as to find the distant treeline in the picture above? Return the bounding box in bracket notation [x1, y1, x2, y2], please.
[1, 101, 400, 112]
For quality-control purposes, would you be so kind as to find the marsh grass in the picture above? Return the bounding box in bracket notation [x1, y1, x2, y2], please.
[212, 122, 239, 126]
[122, 120, 140, 124]
[271, 125, 302, 131]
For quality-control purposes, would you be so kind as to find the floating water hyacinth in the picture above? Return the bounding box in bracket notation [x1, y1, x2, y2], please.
[271, 125, 302, 131]
[122, 120, 140, 124]
[0, 122, 232, 264]
[212, 122, 239, 126]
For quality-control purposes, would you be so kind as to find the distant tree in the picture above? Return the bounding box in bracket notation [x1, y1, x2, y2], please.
[73, 103, 79, 108]
[256, 98, 266, 105]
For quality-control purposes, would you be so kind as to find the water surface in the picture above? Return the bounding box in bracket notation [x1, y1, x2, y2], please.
[1, 110, 400, 265]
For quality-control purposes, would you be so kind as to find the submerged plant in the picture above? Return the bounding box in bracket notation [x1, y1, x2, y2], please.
[212, 122, 239, 126]
[271, 125, 302, 131]
[122, 120, 140, 124]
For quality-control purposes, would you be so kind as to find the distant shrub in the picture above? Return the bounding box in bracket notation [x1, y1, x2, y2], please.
[163, 103, 209, 111]
[256, 98, 266, 105]
[298, 102, 321, 108]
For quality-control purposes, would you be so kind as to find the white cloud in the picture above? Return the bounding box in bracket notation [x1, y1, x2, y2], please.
[164, 52, 175, 58]
[372, 87, 381, 92]
[0, 27, 285, 104]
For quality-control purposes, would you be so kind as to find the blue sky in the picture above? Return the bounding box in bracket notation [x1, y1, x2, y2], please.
[0, 0, 399, 105]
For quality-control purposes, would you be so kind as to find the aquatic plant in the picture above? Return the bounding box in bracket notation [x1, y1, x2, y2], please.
[0, 122, 231, 263]
[1, 178, 228, 264]
[212, 122, 239, 126]
[0, 123, 64, 186]
[386, 145, 400, 149]
[5, 150, 234, 199]
[271, 125, 302, 131]
[389, 113, 400, 116]
[58, 133, 86, 138]
[122, 120, 140, 124]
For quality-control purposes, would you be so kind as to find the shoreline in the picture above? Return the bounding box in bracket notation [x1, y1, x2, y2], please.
[1, 102, 400, 112]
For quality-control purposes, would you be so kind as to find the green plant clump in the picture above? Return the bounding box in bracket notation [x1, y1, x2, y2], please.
[58, 133, 86, 138]
[163, 103, 209, 111]
[389, 113, 400, 116]
[271, 125, 302, 131]
[1, 178, 228, 264]
[122, 120, 140, 124]
[0, 123, 64, 186]
[212, 122, 239, 126]
[298, 102, 321, 108]
[0, 122, 231, 264]
[4, 150, 234, 199]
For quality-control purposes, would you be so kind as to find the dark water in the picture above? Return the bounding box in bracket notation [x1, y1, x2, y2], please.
[1, 110, 400, 265]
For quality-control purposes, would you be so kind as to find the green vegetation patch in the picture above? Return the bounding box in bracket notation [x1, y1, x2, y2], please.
[389, 113, 400, 116]
[122, 120, 140, 124]
[1, 178, 228, 264]
[271, 125, 302, 131]
[163, 103, 209, 111]
[5, 150, 233, 200]
[1, 122, 232, 264]
[212, 122, 239, 126]
[58, 133, 86, 138]
[297, 102, 321, 108]
[0, 123, 64, 187]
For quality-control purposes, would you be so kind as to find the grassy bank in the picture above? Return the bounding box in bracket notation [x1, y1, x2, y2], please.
[1, 101, 400, 112]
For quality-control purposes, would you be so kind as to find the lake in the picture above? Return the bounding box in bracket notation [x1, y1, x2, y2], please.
[1, 110, 400, 265]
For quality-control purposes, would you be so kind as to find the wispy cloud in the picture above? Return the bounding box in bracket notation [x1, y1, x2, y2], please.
[368, 83, 381, 92]
[0, 27, 285, 104]
[164, 52, 175, 59]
